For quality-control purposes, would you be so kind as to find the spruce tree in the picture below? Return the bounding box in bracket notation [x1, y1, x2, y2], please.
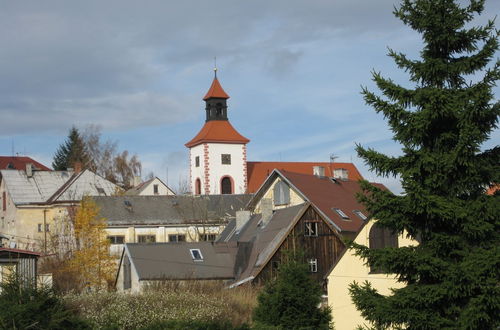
[349, 0, 499, 329]
[253, 252, 332, 329]
[52, 127, 91, 170]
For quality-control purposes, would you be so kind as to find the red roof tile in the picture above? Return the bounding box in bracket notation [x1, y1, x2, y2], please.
[246, 161, 363, 193]
[280, 170, 386, 233]
[0, 156, 51, 171]
[185, 121, 250, 148]
[203, 77, 230, 100]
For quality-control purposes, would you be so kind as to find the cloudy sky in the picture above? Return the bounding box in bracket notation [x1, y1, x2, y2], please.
[1, 0, 499, 193]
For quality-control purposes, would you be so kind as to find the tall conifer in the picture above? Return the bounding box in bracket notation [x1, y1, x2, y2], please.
[52, 127, 90, 170]
[349, 0, 499, 328]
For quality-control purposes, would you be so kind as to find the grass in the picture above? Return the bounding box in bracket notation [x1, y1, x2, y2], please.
[64, 281, 259, 329]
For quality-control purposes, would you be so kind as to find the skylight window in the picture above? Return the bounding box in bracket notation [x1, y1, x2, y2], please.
[190, 249, 203, 261]
[353, 210, 367, 220]
[333, 208, 349, 220]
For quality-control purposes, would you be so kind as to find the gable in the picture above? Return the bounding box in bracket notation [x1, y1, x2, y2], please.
[252, 176, 306, 213]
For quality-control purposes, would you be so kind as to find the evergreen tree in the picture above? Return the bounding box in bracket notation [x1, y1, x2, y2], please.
[349, 0, 499, 329]
[253, 252, 332, 329]
[52, 126, 91, 170]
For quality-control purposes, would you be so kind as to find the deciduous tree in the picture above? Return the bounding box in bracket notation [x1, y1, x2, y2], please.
[66, 196, 116, 291]
[349, 0, 499, 329]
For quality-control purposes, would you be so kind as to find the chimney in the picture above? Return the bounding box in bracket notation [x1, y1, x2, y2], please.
[73, 162, 82, 174]
[313, 166, 325, 177]
[129, 176, 142, 188]
[260, 198, 273, 226]
[26, 163, 33, 178]
[235, 210, 251, 233]
[333, 168, 349, 181]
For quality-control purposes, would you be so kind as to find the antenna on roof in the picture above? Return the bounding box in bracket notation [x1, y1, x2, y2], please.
[330, 153, 338, 163]
[214, 56, 217, 78]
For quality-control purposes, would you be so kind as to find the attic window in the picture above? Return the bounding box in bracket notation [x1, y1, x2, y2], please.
[190, 249, 203, 261]
[353, 210, 367, 220]
[309, 258, 318, 273]
[96, 187, 106, 196]
[333, 208, 349, 220]
[304, 221, 318, 237]
[124, 200, 132, 207]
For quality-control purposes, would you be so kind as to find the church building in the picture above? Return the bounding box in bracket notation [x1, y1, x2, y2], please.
[185, 74, 250, 195]
[186, 73, 364, 195]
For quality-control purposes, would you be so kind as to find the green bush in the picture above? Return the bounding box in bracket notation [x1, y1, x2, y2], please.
[0, 275, 89, 329]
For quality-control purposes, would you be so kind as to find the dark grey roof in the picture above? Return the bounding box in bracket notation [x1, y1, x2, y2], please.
[95, 194, 253, 226]
[217, 219, 236, 242]
[126, 242, 238, 280]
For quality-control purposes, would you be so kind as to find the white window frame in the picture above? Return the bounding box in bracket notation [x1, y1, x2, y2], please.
[190, 249, 203, 261]
[309, 258, 318, 273]
[353, 210, 367, 220]
[333, 208, 350, 220]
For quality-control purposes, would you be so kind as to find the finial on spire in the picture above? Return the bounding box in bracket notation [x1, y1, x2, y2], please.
[214, 56, 218, 78]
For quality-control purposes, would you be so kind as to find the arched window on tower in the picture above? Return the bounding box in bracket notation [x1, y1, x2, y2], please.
[221, 177, 232, 194]
[369, 223, 398, 273]
[195, 178, 201, 195]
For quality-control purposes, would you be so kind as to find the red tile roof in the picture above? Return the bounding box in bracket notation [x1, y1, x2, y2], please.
[0, 156, 51, 171]
[203, 77, 230, 100]
[246, 161, 363, 193]
[279, 170, 385, 233]
[185, 121, 250, 148]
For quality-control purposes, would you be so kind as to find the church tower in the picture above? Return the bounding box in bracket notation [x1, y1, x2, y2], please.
[185, 73, 250, 195]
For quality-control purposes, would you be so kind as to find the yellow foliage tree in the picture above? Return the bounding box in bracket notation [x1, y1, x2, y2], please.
[67, 196, 115, 291]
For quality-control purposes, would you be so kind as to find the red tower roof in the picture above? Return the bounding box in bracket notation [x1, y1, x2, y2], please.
[185, 121, 249, 148]
[203, 77, 230, 100]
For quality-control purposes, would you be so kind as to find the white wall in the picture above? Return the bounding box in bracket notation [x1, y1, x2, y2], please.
[189, 143, 247, 195]
[138, 178, 174, 196]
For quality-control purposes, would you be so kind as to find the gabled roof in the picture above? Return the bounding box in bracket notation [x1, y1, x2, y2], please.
[246, 161, 364, 193]
[1, 169, 117, 205]
[94, 194, 253, 226]
[0, 156, 50, 171]
[124, 242, 238, 280]
[248, 169, 385, 233]
[203, 77, 230, 100]
[125, 177, 174, 196]
[185, 120, 250, 148]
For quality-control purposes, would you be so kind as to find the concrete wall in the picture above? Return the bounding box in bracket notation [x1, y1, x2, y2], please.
[327, 220, 418, 329]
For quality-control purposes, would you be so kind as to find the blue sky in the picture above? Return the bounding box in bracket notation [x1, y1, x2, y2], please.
[0, 0, 498, 193]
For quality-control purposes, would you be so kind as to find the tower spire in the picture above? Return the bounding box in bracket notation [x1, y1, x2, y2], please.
[214, 56, 217, 78]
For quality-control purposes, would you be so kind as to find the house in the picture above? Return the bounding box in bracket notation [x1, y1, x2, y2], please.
[125, 176, 175, 196]
[326, 219, 418, 329]
[95, 194, 252, 255]
[0, 247, 41, 288]
[0, 156, 50, 171]
[115, 169, 380, 291]
[0, 165, 118, 252]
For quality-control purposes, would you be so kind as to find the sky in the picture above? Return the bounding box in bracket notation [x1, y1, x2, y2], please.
[0, 0, 499, 194]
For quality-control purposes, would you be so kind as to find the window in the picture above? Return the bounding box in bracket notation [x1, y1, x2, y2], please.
[37, 224, 43, 232]
[353, 210, 367, 220]
[153, 184, 159, 195]
[369, 223, 398, 273]
[45, 224, 50, 232]
[96, 187, 106, 196]
[273, 181, 290, 206]
[195, 179, 201, 195]
[304, 221, 318, 237]
[137, 235, 156, 243]
[309, 258, 318, 273]
[108, 235, 125, 244]
[190, 249, 203, 261]
[333, 208, 350, 220]
[195, 156, 200, 167]
[169, 234, 186, 242]
[221, 154, 231, 165]
[2, 192, 6, 211]
[199, 233, 217, 242]
[221, 177, 232, 194]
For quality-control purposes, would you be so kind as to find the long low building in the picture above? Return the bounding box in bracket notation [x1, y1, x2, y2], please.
[94, 194, 252, 255]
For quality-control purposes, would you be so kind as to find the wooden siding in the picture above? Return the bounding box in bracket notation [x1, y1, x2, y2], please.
[255, 206, 345, 290]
